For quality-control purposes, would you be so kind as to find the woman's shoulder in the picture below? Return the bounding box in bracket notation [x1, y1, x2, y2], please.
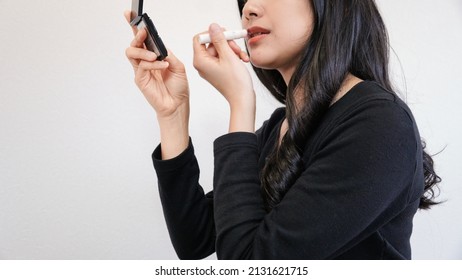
[328, 81, 417, 127]
[334, 81, 397, 109]
[309, 81, 422, 157]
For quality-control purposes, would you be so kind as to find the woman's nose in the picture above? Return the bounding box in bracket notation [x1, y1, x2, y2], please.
[242, 0, 262, 21]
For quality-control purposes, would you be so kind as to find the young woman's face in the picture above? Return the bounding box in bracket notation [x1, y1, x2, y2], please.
[241, 0, 314, 80]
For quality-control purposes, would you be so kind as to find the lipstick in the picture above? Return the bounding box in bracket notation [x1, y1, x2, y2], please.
[199, 29, 248, 44]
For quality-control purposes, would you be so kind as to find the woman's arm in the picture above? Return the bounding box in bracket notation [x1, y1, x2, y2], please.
[192, 23, 255, 134]
[124, 11, 214, 259]
[124, 11, 190, 159]
[153, 139, 216, 259]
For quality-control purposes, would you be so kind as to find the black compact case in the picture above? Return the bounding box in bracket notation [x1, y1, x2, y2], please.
[130, 0, 168, 60]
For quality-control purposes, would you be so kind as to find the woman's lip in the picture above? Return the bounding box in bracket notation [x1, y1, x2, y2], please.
[247, 33, 269, 45]
[246, 26, 271, 45]
[247, 26, 271, 37]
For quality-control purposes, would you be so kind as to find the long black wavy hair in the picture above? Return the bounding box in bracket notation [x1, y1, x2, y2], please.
[237, 0, 441, 211]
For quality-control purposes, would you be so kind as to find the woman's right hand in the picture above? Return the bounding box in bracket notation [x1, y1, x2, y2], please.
[193, 23, 256, 133]
[124, 11, 189, 120]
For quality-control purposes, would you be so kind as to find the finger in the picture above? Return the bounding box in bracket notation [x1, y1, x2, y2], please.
[193, 34, 216, 71]
[192, 28, 225, 65]
[222, 40, 249, 62]
[228, 40, 243, 55]
[240, 51, 250, 62]
[192, 31, 210, 57]
[208, 23, 235, 58]
[130, 28, 148, 48]
[126, 46, 158, 62]
[206, 44, 218, 57]
[124, 10, 138, 36]
[138, 60, 170, 71]
[163, 49, 186, 73]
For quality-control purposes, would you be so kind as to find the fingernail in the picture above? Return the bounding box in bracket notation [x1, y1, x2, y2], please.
[148, 52, 157, 60]
[209, 23, 221, 35]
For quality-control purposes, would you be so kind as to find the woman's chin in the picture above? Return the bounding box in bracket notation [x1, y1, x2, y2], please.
[249, 58, 275, 70]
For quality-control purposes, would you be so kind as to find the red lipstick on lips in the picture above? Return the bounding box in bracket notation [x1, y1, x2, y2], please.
[247, 26, 270, 45]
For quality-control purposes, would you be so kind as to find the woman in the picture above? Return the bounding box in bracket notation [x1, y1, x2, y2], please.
[125, 0, 440, 259]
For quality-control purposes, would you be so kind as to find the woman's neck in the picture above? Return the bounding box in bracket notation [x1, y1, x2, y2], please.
[330, 74, 363, 106]
[289, 73, 363, 108]
[278, 73, 363, 146]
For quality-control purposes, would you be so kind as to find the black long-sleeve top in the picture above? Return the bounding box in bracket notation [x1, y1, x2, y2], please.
[152, 81, 424, 259]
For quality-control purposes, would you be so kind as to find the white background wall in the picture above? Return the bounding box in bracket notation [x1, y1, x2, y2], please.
[0, 0, 461, 259]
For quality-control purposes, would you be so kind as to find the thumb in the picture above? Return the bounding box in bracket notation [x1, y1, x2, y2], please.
[209, 23, 234, 57]
[163, 49, 186, 73]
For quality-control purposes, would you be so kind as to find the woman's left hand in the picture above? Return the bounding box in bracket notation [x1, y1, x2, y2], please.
[193, 24, 256, 132]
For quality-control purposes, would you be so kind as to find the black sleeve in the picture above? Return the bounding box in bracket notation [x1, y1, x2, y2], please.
[151, 109, 280, 260]
[152, 139, 215, 259]
[213, 100, 420, 259]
